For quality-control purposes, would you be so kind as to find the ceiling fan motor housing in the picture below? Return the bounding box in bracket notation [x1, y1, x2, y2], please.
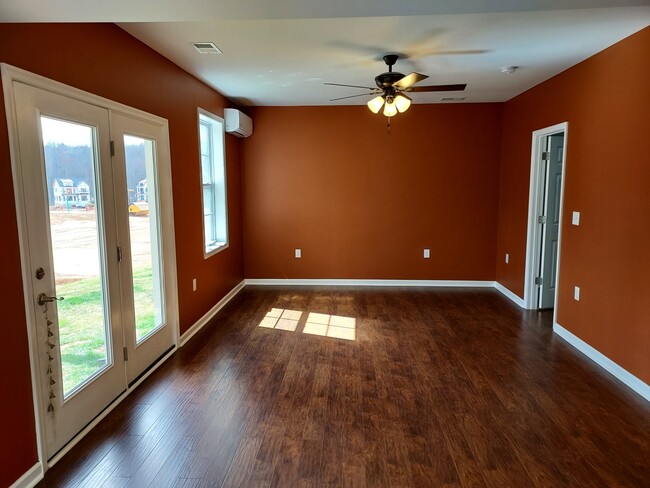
[375, 54, 404, 89]
[375, 72, 404, 89]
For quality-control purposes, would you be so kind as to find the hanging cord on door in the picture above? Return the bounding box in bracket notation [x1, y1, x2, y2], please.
[43, 302, 56, 413]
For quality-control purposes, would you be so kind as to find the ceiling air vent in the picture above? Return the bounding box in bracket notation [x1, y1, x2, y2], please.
[440, 97, 466, 102]
[192, 42, 222, 54]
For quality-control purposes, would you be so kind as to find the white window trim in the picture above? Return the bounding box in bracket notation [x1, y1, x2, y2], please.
[198, 108, 229, 258]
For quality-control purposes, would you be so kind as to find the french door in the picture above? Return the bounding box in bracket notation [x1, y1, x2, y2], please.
[10, 78, 177, 460]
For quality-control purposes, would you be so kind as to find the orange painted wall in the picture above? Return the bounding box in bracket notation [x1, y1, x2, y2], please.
[496, 27, 650, 383]
[0, 24, 243, 486]
[242, 104, 503, 280]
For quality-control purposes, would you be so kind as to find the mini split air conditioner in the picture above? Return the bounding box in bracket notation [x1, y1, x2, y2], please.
[224, 108, 253, 138]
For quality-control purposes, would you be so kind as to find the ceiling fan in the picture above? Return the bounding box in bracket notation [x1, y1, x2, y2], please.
[325, 54, 466, 117]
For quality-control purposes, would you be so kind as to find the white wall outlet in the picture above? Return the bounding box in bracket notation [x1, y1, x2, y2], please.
[574, 286, 580, 301]
[505, 253, 509, 264]
[423, 249, 430, 259]
[192, 278, 197, 291]
[572, 211, 580, 225]
[295, 248, 301, 258]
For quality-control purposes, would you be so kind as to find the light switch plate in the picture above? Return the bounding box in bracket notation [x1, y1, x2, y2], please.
[572, 211, 580, 225]
[574, 286, 580, 301]
[505, 253, 509, 264]
[423, 249, 430, 259]
[192, 278, 197, 291]
[295, 249, 301, 258]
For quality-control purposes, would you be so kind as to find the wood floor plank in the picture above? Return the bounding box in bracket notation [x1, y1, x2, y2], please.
[36, 287, 650, 488]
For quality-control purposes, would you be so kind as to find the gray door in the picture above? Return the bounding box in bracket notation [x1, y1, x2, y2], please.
[538, 133, 564, 309]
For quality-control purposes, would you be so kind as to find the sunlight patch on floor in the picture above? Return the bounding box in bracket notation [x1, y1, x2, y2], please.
[258, 309, 356, 341]
[303, 312, 356, 341]
[258, 308, 302, 332]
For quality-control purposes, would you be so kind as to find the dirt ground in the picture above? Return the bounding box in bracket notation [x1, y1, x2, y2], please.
[50, 209, 152, 282]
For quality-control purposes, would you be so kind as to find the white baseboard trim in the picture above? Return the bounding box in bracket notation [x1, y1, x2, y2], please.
[9, 463, 42, 488]
[494, 282, 526, 308]
[180, 279, 246, 347]
[554, 323, 650, 402]
[245, 278, 495, 288]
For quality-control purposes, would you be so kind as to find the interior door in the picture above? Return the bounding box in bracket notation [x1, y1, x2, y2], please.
[538, 133, 564, 308]
[13, 82, 127, 458]
[110, 113, 175, 382]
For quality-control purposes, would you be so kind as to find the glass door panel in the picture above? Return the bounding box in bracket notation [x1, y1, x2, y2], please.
[12, 81, 126, 459]
[123, 135, 164, 343]
[41, 116, 112, 398]
[111, 112, 175, 384]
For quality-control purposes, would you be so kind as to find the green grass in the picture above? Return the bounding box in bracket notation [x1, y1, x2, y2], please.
[56, 267, 158, 395]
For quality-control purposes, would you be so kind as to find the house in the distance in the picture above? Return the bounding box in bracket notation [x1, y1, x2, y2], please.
[136, 179, 147, 202]
[52, 178, 90, 208]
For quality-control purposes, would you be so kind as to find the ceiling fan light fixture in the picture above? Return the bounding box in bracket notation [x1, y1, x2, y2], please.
[367, 95, 385, 114]
[383, 99, 397, 117]
[394, 94, 411, 113]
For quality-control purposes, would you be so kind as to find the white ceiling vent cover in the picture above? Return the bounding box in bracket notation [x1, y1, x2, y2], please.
[224, 109, 253, 138]
[440, 97, 466, 102]
[192, 42, 222, 54]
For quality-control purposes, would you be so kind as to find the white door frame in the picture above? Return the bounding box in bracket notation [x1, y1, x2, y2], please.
[523, 121, 568, 318]
[2, 63, 180, 474]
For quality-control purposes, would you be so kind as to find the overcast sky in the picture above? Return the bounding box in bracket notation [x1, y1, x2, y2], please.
[40, 116, 145, 147]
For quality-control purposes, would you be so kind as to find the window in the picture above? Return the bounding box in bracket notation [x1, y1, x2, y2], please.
[198, 109, 228, 256]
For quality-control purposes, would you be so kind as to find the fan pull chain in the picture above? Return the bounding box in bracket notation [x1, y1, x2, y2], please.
[387, 117, 391, 134]
[43, 303, 56, 414]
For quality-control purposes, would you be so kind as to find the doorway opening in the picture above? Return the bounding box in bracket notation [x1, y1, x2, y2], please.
[523, 122, 568, 317]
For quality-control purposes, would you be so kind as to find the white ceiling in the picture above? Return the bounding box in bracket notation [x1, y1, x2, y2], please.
[2, 1, 650, 106]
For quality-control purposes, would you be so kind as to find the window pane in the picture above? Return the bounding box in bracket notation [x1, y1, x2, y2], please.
[41, 116, 109, 398]
[201, 155, 212, 183]
[124, 135, 165, 344]
[203, 186, 214, 216]
[199, 122, 210, 156]
[204, 215, 214, 246]
[198, 111, 227, 255]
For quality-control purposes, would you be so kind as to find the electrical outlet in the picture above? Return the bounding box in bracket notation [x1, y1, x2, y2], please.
[192, 278, 197, 291]
[574, 286, 580, 301]
[295, 249, 301, 258]
[505, 253, 509, 264]
[423, 249, 430, 259]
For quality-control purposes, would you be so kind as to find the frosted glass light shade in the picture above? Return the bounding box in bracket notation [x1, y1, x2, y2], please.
[395, 94, 412, 113]
[367, 95, 384, 114]
[383, 101, 397, 117]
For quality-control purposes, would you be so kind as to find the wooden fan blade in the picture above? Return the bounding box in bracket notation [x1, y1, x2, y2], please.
[329, 93, 375, 101]
[393, 72, 429, 89]
[407, 84, 467, 92]
[325, 82, 376, 90]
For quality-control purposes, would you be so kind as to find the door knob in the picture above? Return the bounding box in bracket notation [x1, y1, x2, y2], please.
[37, 293, 64, 306]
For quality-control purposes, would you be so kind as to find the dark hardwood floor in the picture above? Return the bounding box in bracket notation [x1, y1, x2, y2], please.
[37, 287, 650, 487]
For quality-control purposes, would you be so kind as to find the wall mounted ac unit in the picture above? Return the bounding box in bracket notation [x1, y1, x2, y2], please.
[224, 108, 253, 138]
